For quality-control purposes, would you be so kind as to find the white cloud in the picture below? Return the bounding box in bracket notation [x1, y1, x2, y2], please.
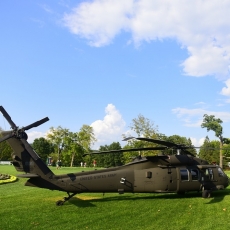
[221, 78, 230, 96]
[62, 0, 230, 78]
[190, 137, 205, 147]
[91, 104, 126, 148]
[172, 107, 230, 127]
[27, 131, 47, 143]
[62, 0, 133, 47]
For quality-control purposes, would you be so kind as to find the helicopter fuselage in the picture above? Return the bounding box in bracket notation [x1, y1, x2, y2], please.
[21, 153, 229, 197]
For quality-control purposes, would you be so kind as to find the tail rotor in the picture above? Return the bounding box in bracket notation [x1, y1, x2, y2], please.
[0, 106, 49, 158]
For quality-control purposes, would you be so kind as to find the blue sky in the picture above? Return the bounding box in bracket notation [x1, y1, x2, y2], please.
[1, 0, 230, 149]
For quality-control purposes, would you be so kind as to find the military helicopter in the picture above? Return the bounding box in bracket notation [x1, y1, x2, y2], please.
[0, 106, 229, 206]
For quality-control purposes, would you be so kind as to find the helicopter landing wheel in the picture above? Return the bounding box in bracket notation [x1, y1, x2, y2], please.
[56, 192, 78, 206]
[202, 189, 211, 198]
[56, 200, 65, 206]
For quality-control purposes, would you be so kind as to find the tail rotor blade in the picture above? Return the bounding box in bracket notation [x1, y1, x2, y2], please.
[0, 106, 17, 129]
[23, 117, 49, 131]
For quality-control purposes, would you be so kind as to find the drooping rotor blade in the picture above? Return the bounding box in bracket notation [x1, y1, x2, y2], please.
[0, 106, 17, 129]
[21, 139, 39, 160]
[0, 133, 14, 143]
[134, 137, 182, 148]
[123, 137, 196, 156]
[23, 117, 49, 131]
[123, 137, 135, 141]
[83, 146, 167, 156]
[123, 137, 179, 147]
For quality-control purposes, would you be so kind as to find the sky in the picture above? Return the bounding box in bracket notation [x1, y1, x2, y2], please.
[1, 0, 230, 149]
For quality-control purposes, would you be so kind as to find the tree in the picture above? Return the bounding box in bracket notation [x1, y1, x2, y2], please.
[0, 127, 12, 160]
[46, 125, 96, 167]
[201, 114, 224, 168]
[222, 142, 230, 167]
[199, 136, 219, 164]
[164, 135, 197, 156]
[97, 142, 123, 167]
[62, 131, 81, 167]
[129, 114, 159, 138]
[63, 125, 96, 167]
[46, 126, 69, 165]
[32, 137, 54, 163]
[122, 114, 160, 162]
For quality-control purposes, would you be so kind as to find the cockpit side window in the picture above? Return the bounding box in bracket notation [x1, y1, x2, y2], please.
[218, 167, 225, 177]
[203, 168, 214, 180]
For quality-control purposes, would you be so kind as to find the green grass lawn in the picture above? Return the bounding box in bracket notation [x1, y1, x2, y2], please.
[1, 165, 230, 230]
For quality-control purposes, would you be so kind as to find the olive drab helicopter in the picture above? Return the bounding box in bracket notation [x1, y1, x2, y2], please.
[0, 106, 229, 206]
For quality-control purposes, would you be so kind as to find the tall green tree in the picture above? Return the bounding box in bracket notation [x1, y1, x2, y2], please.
[62, 131, 80, 167]
[0, 127, 12, 160]
[129, 114, 159, 138]
[46, 126, 69, 165]
[199, 137, 220, 164]
[164, 135, 197, 156]
[122, 114, 160, 162]
[32, 137, 54, 163]
[46, 125, 96, 167]
[63, 125, 96, 167]
[222, 142, 230, 167]
[201, 114, 224, 168]
[97, 142, 123, 168]
[0, 127, 13, 161]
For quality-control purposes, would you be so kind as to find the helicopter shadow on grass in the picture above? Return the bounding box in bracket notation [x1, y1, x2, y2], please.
[67, 189, 230, 207]
[203, 189, 230, 204]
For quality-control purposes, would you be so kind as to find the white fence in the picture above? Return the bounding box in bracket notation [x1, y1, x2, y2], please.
[0, 161, 12, 165]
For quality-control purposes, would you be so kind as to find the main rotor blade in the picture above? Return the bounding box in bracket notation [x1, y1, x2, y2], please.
[0, 133, 14, 143]
[123, 137, 196, 156]
[134, 137, 182, 148]
[84, 146, 167, 156]
[23, 117, 49, 131]
[0, 106, 17, 129]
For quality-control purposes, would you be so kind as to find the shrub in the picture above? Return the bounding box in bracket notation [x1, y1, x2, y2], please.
[0, 174, 17, 184]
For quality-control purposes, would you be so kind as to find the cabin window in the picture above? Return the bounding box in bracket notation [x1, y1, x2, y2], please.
[191, 169, 199, 181]
[180, 169, 189, 181]
[204, 168, 214, 180]
[146, 171, 152, 179]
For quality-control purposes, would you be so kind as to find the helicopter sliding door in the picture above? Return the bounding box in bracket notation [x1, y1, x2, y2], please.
[177, 167, 200, 192]
[133, 167, 177, 192]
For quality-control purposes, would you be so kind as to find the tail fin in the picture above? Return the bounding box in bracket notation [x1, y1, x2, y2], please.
[5, 132, 54, 178]
[0, 106, 54, 178]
